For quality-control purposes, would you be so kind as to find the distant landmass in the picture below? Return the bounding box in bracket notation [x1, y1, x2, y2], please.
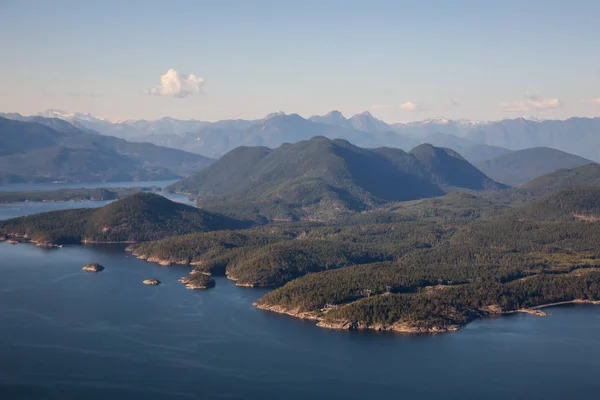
[167, 137, 505, 220]
[0, 117, 213, 184]
[474, 147, 595, 186]
[0, 187, 160, 203]
[7, 110, 600, 162]
[0, 110, 514, 162]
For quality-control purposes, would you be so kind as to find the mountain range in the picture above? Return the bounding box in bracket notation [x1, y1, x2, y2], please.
[0, 117, 213, 184]
[6, 109, 599, 163]
[167, 136, 506, 221]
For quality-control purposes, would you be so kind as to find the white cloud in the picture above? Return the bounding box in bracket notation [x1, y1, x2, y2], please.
[499, 95, 561, 112]
[586, 98, 600, 105]
[400, 101, 422, 112]
[145, 69, 205, 98]
[526, 95, 561, 110]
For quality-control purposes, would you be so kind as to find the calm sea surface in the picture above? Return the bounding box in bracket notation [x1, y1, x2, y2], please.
[1, 186, 600, 399]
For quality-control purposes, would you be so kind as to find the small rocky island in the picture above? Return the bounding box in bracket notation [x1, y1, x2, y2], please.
[143, 278, 161, 285]
[179, 273, 215, 290]
[82, 263, 105, 272]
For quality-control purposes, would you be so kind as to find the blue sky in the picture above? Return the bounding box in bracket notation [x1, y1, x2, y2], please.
[1, 0, 599, 122]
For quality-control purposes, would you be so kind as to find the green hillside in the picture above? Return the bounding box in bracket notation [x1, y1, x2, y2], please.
[522, 163, 600, 190]
[0, 193, 248, 244]
[168, 137, 504, 220]
[475, 147, 594, 186]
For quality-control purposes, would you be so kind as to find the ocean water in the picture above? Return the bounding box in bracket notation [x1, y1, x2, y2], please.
[1, 188, 600, 399]
[1, 242, 600, 399]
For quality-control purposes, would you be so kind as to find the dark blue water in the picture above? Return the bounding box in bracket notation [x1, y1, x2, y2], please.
[2, 242, 600, 399]
[1, 191, 600, 399]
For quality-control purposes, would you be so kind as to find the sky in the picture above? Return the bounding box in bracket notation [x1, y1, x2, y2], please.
[1, 0, 599, 122]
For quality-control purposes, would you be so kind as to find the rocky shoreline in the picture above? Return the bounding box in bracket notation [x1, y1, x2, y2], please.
[128, 248, 190, 267]
[254, 302, 461, 333]
[0, 233, 63, 248]
[131, 249, 259, 287]
[254, 299, 600, 334]
[178, 272, 216, 290]
[82, 263, 104, 272]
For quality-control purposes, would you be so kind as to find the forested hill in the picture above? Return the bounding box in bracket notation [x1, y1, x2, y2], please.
[167, 137, 505, 220]
[0, 117, 214, 184]
[522, 164, 600, 191]
[507, 186, 600, 222]
[0, 193, 249, 244]
[474, 147, 595, 186]
[124, 186, 600, 333]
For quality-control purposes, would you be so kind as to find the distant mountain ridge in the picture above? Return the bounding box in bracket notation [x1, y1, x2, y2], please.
[475, 147, 595, 186]
[4, 110, 600, 162]
[167, 137, 505, 221]
[1, 110, 514, 162]
[0, 117, 213, 184]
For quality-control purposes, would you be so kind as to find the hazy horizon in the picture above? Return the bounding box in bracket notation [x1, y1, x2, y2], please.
[4, 108, 600, 125]
[1, 0, 599, 122]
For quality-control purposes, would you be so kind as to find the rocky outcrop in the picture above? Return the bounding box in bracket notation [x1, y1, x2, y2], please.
[143, 278, 161, 285]
[82, 263, 104, 272]
[178, 273, 215, 289]
[316, 319, 461, 333]
[253, 303, 321, 321]
[131, 250, 191, 267]
[34, 241, 62, 249]
[572, 213, 600, 223]
[226, 273, 258, 287]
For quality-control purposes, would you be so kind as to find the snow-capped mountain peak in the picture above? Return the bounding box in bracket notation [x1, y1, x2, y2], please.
[36, 109, 118, 123]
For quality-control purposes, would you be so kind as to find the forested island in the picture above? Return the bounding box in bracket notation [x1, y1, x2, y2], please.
[0, 187, 160, 203]
[2, 139, 600, 333]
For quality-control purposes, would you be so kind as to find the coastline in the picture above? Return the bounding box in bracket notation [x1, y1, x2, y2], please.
[132, 250, 261, 287]
[254, 299, 600, 334]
